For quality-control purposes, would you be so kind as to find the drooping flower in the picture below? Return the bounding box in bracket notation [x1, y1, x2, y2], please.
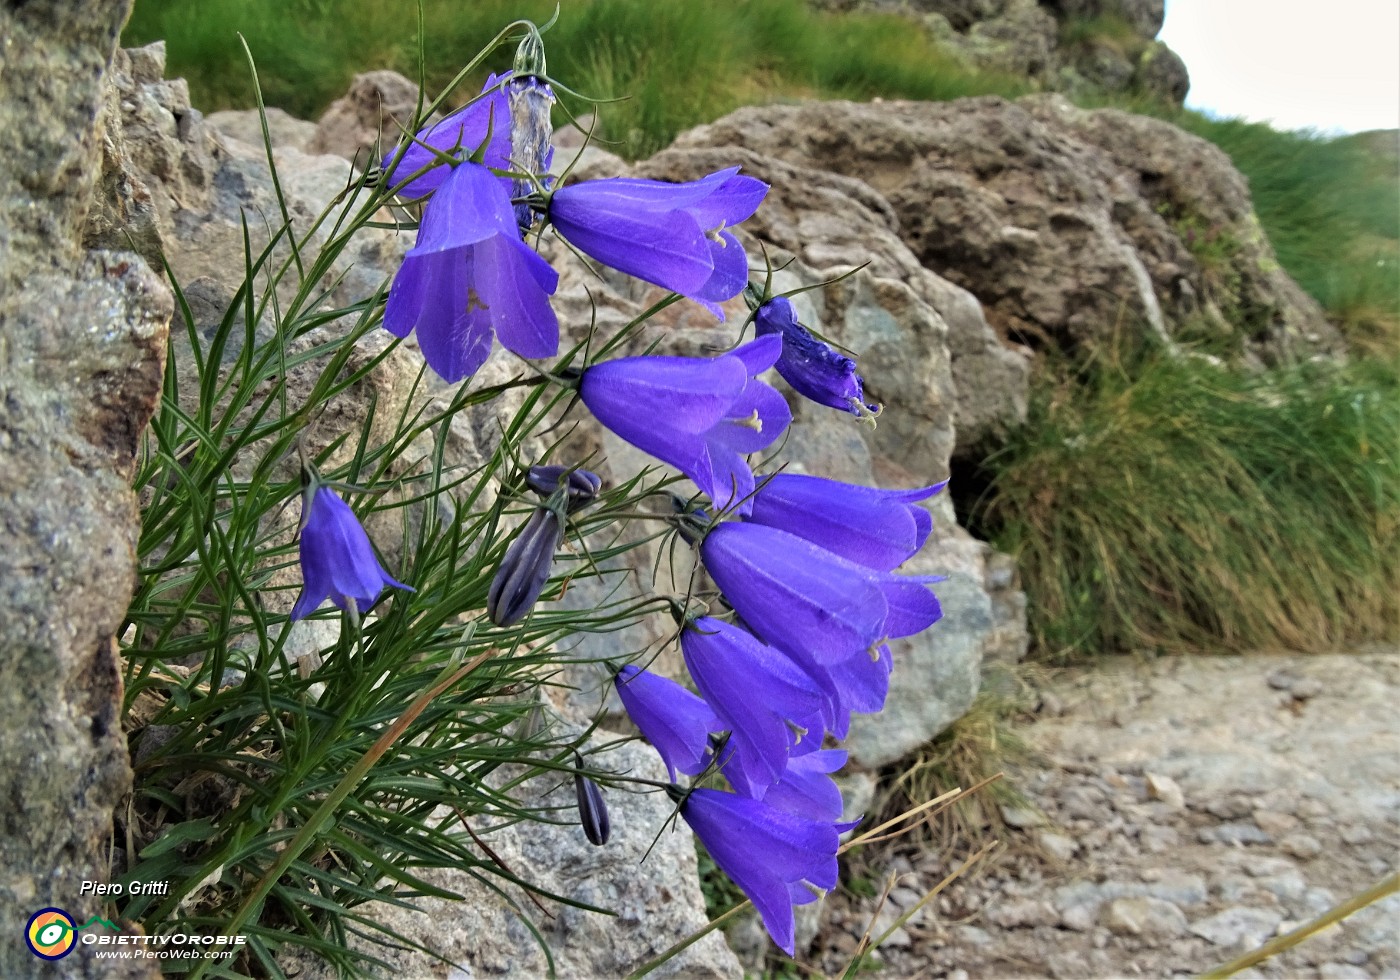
[381, 74, 511, 200]
[678, 787, 841, 956]
[614, 665, 723, 781]
[384, 161, 559, 383]
[291, 484, 412, 621]
[487, 506, 563, 627]
[781, 642, 895, 741]
[549, 167, 768, 316]
[760, 749, 850, 824]
[700, 522, 943, 665]
[681, 617, 825, 797]
[580, 335, 790, 515]
[718, 743, 851, 823]
[749, 473, 943, 572]
[754, 295, 879, 417]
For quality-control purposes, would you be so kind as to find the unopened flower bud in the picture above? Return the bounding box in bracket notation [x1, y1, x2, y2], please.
[487, 507, 563, 627]
[525, 465, 602, 512]
[574, 762, 610, 846]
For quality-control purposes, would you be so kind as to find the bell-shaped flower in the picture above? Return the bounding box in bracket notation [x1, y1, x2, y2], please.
[701, 522, 943, 666]
[487, 507, 563, 627]
[580, 335, 790, 515]
[384, 161, 559, 383]
[291, 485, 412, 621]
[681, 617, 825, 798]
[679, 787, 841, 956]
[749, 473, 943, 572]
[549, 167, 768, 316]
[381, 74, 512, 200]
[720, 743, 851, 824]
[787, 642, 894, 741]
[754, 295, 879, 417]
[614, 665, 723, 782]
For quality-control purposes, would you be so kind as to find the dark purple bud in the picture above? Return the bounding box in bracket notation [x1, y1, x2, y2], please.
[525, 465, 603, 511]
[487, 507, 563, 627]
[574, 764, 611, 846]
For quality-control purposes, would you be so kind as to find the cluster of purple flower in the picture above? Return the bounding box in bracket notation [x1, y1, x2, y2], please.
[286, 37, 946, 958]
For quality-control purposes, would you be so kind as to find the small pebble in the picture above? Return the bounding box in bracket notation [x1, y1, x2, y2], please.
[1281, 832, 1323, 860]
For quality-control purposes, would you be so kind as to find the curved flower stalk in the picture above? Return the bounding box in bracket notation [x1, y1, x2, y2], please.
[678, 787, 842, 956]
[753, 294, 880, 418]
[383, 161, 559, 383]
[291, 483, 412, 622]
[681, 616, 825, 798]
[549, 167, 768, 316]
[614, 665, 722, 781]
[749, 473, 943, 572]
[580, 336, 790, 515]
[381, 74, 512, 200]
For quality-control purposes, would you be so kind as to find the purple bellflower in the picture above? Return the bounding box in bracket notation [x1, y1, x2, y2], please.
[549, 167, 768, 316]
[679, 787, 841, 956]
[749, 473, 943, 572]
[719, 743, 850, 824]
[784, 642, 895, 740]
[384, 160, 559, 383]
[681, 617, 826, 798]
[291, 484, 412, 622]
[614, 665, 723, 781]
[754, 295, 879, 418]
[381, 74, 511, 200]
[701, 522, 943, 665]
[580, 335, 790, 515]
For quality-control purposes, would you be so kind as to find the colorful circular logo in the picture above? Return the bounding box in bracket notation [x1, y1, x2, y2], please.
[26, 908, 76, 960]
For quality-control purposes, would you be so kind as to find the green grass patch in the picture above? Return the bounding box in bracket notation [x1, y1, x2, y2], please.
[972, 341, 1400, 660]
[122, 0, 1025, 159]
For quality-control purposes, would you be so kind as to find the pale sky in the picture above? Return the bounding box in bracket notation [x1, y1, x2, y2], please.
[1159, 0, 1400, 134]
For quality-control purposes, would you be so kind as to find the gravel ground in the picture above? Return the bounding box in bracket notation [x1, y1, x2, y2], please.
[804, 648, 1400, 979]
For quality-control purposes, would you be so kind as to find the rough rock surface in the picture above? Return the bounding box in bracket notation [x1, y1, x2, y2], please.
[0, 3, 170, 977]
[817, 0, 1190, 104]
[806, 651, 1400, 978]
[306, 69, 427, 165]
[674, 97, 1344, 366]
[288, 732, 743, 979]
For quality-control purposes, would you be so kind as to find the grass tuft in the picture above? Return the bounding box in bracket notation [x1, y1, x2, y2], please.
[972, 339, 1400, 660]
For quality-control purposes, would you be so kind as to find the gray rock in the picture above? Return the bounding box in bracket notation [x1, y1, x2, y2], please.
[307, 69, 427, 166]
[1037, 829, 1079, 862]
[1189, 907, 1284, 948]
[986, 897, 1059, 928]
[1199, 822, 1273, 846]
[675, 97, 1340, 369]
[1280, 832, 1324, 860]
[999, 804, 1049, 829]
[206, 106, 318, 152]
[1101, 896, 1189, 939]
[307, 736, 741, 979]
[1145, 771, 1186, 809]
[1, 3, 171, 977]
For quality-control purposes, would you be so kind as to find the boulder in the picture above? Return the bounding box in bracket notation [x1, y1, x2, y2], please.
[307, 69, 427, 166]
[0, 3, 170, 977]
[673, 97, 1343, 366]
